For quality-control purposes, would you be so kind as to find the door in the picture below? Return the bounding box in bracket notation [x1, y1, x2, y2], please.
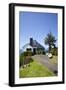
[33, 48, 36, 55]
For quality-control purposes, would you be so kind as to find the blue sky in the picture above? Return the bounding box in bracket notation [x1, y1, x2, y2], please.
[19, 11, 58, 50]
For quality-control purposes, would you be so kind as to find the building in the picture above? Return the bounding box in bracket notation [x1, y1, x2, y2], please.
[25, 38, 45, 55]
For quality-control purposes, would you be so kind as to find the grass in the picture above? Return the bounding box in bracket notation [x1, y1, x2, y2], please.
[19, 59, 55, 78]
[50, 56, 58, 64]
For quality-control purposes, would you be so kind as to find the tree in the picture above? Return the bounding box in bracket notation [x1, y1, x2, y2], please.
[44, 32, 56, 52]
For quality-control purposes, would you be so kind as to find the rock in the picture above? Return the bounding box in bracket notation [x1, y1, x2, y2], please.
[48, 53, 52, 58]
[22, 64, 30, 68]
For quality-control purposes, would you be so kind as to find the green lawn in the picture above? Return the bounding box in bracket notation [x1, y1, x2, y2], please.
[19, 59, 55, 78]
[50, 56, 58, 64]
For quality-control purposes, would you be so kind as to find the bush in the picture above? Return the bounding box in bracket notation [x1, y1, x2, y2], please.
[19, 53, 24, 67]
[37, 48, 45, 55]
[50, 48, 58, 56]
[43, 51, 46, 55]
[19, 51, 33, 67]
[23, 51, 33, 56]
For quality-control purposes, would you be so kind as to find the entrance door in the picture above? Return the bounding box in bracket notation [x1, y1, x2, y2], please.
[33, 48, 36, 55]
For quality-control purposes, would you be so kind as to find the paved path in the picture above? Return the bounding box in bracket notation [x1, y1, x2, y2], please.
[32, 55, 58, 75]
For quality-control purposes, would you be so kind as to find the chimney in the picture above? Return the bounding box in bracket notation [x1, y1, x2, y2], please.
[30, 38, 33, 46]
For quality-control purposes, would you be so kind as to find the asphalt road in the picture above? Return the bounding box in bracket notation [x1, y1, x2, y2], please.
[32, 55, 58, 75]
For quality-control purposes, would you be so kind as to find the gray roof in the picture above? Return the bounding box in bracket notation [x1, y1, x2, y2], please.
[30, 40, 44, 49]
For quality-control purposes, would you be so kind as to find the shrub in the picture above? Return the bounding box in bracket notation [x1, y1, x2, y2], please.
[43, 51, 46, 55]
[19, 53, 24, 67]
[50, 47, 58, 56]
[19, 51, 33, 67]
[23, 51, 33, 56]
[37, 48, 45, 55]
